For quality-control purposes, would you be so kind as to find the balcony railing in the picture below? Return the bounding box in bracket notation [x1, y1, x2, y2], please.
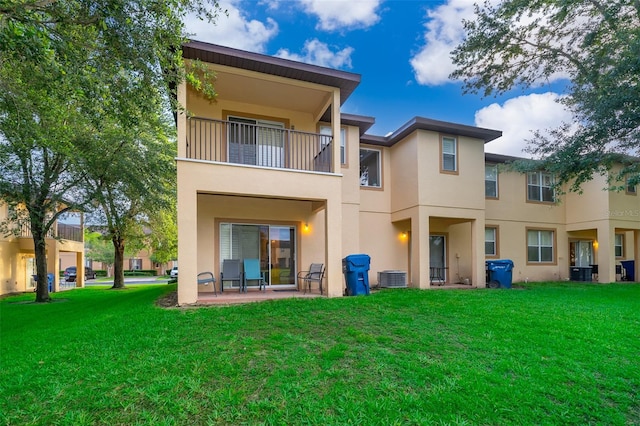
[20, 223, 83, 242]
[186, 117, 333, 173]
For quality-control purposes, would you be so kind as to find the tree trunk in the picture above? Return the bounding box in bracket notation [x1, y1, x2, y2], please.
[33, 229, 51, 303]
[112, 235, 126, 289]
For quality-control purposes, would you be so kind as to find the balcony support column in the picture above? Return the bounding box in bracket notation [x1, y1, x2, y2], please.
[177, 171, 198, 305]
[331, 89, 341, 174]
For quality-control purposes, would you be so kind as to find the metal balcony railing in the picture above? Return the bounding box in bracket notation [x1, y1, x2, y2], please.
[186, 117, 333, 173]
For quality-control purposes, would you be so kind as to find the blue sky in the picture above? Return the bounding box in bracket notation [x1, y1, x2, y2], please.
[186, 0, 573, 157]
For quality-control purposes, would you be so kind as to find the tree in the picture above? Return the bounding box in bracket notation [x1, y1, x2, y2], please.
[85, 110, 175, 289]
[147, 204, 178, 266]
[451, 0, 640, 192]
[85, 229, 115, 273]
[0, 0, 221, 301]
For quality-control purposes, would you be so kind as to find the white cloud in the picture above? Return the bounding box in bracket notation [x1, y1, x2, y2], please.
[475, 93, 573, 157]
[410, 0, 478, 86]
[184, 1, 278, 53]
[299, 0, 382, 31]
[275, 39, 354, 69]
[411, 0, 572, 86]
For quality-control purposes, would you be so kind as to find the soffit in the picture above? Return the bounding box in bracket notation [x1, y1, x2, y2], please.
[213, 68, 331, 115]
[183, 40, 360, 107]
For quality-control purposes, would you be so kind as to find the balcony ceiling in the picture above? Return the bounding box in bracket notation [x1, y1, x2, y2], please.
[214, 70, 331, 116]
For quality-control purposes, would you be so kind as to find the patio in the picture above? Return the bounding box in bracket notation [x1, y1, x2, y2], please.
[196, 288, 323, 306]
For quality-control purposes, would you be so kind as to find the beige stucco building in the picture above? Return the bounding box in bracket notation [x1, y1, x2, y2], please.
[175, 41, 639, 305]
[0, 204, 86, 295]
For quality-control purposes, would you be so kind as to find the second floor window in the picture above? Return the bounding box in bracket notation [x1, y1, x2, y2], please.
[360, 148, 381, 187]
[441, 136, 457, 173]
[320, 126, 346, 165]
[485, 164, 498, 198]
[626, 178, 637, 195]
[527, 171, 554, 202]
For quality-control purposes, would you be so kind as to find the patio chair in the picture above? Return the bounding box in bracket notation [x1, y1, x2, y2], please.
[220, 259, 243, 292]
[197, 272, 217, 296]
[297, 263, 325, 295]
[243, 258, 266, 292]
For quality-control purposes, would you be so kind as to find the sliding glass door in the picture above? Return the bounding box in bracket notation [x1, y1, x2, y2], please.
[220, 223, 296, 289]
[228, 116, 285, 167]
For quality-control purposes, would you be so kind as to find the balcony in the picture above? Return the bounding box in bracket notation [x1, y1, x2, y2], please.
[19, 223, 83, 242]
[186, 117, 334, 173]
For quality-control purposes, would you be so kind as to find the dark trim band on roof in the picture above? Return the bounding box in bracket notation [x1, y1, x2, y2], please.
[361, 116, 502, 146]
[182, 40, 361, 105]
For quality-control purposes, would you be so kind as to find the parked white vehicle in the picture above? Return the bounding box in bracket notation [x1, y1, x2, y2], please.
[170, 266, 178, 278]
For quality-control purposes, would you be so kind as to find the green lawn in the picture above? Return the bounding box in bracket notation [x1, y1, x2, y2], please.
[1, 283, 639, 425]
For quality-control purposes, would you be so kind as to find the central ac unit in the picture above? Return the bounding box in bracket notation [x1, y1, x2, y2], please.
[378, 270, 407, 288]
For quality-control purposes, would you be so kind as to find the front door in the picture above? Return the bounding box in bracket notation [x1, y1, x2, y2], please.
[430, 235, 447, 283]
[570, 240, 593, 266]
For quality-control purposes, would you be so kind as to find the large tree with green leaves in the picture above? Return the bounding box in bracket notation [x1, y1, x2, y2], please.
[451, 0, 639, 192]
[85, 109, 176, 289]
[0, 0, 220, 301]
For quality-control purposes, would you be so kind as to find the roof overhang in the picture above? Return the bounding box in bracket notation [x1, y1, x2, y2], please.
[182, 40, 361, 107]
[361, 116, 502, 146]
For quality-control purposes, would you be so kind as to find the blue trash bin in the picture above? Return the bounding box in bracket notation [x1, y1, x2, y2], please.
[47, 273, 55, 292]
[486, 259, 514, 289]
[342, 254, 371, 296]
[620, 260, 635, 282]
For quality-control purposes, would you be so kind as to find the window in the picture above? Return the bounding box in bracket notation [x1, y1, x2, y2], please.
[320, 125, 346, 164]
[485, 227, 497, 256]
[130, 259, 142, 270]
[485, 164, 498, 198]
[441, 136, 457, 173]
[527, 229, 555, 263]
[615, 234, 624, 257]
[527, 171, 554, 202]
[360, 148, 381, 187]
[626, 178, 637, 195]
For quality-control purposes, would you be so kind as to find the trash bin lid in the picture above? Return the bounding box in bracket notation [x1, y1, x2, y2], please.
[486, 259, 514, 271]
[345, 254, 370, 266]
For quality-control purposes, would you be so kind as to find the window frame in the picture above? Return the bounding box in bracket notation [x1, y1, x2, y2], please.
[359, 147, 382, 189]
[485, 226, 499, 258]
[440, 135, 458, 175]
[485, 164, 499, 199]
[527, 171, 555, 203]
[626, 178, 637, 195]
[526, 228, 557, 264]
[320, 125, 347, 165]
[615, 234, 624, 258]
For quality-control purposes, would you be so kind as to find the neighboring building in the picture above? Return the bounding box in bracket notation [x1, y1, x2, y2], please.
[175, 41, 639, 305]
[0, 203, 85, 295]
[86, 249, 175, 277]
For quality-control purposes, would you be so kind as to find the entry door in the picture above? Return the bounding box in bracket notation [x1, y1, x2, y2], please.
[26, 257, 36, 290]
[269, 226, 296, 286]
[572, 241, 593, 267]
[430, 235, 446, 282]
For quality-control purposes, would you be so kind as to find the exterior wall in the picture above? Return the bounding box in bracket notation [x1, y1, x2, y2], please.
[177, 44, 639, 303]
[486, 169, 569, 282]
[388, 131, 487, 287]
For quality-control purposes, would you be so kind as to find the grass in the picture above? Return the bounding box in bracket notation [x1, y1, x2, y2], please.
[1, 283, 639, 425]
